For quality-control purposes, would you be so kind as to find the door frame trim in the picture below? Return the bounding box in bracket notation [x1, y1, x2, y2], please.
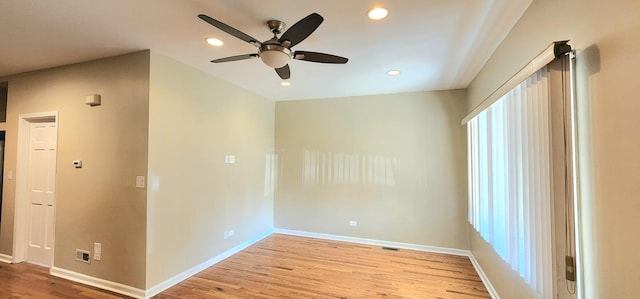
[13, 111, 58, 264]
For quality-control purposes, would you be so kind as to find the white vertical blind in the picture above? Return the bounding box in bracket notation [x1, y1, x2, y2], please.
[468, 67, 553, 298]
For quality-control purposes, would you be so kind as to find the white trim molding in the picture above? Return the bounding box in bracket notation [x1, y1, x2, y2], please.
[274, 228, 470, 256]
[468, 254, 501, 299]
[0, 253, 13, 264]
[144, 228, 274, 298]
[50, 267, 146, 299]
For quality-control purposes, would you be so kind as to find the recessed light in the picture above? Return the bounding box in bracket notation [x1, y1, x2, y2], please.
[281, 81, 291, 87]
[387, 70, 400, 76]
[206, 38, 223, 46]
[368, 7, 388, 20]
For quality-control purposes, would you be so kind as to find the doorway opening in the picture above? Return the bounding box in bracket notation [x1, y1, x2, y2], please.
[0, 82, 7, 232]
[13, 112, 58, 267]
[0, 132, 5, 226]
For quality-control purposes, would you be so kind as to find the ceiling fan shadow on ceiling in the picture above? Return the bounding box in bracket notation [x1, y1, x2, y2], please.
[198, 12, 348, 80]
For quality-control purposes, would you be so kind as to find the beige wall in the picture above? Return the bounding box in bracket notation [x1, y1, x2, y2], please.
[0, 52, 150, 288]
[146, 52, 274, 288]
[275, 90, 469, 249]
[466, 0, 640, 297]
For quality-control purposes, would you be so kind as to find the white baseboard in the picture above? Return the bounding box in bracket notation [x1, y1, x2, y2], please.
[144, 228, 274, 298]
[468, 253, 500, 299]
[274, 228, 470, 256]
[0, 253, 13, 264]
[50, 267, 146, 299]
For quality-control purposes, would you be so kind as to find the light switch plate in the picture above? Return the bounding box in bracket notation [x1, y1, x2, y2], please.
[136, 176, 145, 188]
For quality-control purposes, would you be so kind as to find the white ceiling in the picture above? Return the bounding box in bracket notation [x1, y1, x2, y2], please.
[0, 0, 532, 101]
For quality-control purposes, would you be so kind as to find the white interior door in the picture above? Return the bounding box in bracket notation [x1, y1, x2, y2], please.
[26, 121, 57, 266]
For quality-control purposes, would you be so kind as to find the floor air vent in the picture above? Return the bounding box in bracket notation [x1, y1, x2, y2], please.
[382, 247, 399, 251]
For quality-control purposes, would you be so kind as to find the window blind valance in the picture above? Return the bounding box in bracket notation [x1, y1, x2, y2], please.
[462, 41, 571, 124]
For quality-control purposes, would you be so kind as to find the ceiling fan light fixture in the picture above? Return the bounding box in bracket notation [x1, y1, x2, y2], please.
[281, 81, 291, 87]
[259, 44, 292, 68]
[205, 38, 224, 46]
[368, 7, 388, 20]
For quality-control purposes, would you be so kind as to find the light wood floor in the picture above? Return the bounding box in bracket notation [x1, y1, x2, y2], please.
[0, 234, 490, 298]
[0, 261, 126, 298]
[157, 234, 489, 298]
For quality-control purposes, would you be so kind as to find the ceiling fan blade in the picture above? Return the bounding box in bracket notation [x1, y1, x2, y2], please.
[275, 65, 291, 79]
[293, 51, 348, 64]
[198, 14, 261, 46]
[211, 54, 259, 63]
[278, 13, 323, 48]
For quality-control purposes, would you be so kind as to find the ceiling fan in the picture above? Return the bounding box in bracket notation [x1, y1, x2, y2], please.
[198, 13, 348, 80]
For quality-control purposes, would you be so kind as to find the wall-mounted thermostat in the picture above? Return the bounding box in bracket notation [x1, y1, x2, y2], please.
[73, 160, 82, 168]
